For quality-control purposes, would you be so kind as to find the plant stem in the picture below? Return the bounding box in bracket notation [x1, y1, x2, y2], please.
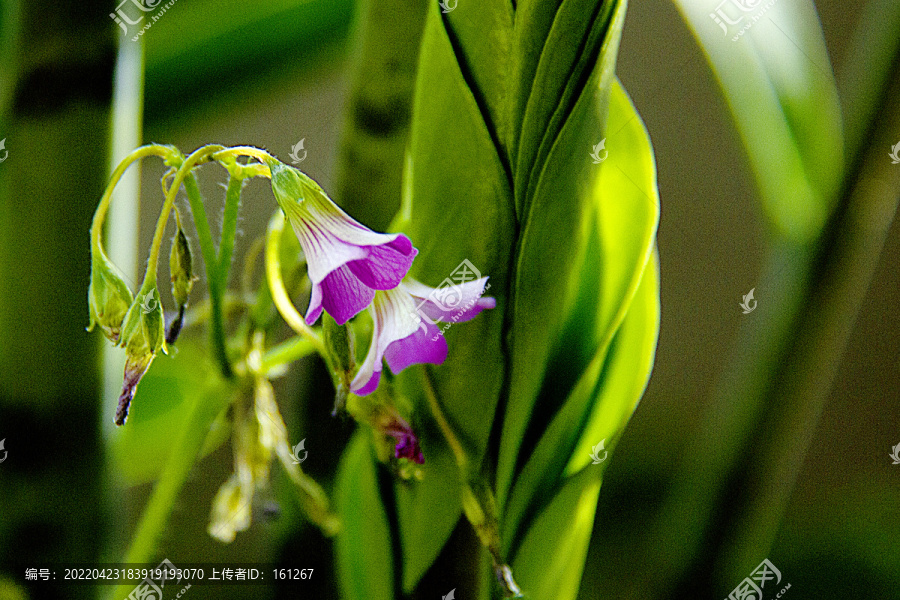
[91, 144, 174, 249]
[218, 172, 244, 287]
[259, 336, 317, 374]
[142, 145, 223, 292]
[265, 211, 326, 355]
[422, 368, 522, 598]
[182, 172, 233, 379]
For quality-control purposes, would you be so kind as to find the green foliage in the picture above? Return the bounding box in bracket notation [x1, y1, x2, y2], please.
[335, 1, 661, 598]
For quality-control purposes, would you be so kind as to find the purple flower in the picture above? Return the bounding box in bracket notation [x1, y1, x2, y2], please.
[350, 277, 495, 395]
[267, 160, 417, 325]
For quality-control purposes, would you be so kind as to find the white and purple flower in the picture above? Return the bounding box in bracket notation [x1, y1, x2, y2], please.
[350, 277, 495, 396]
[268, 160, 417, 325]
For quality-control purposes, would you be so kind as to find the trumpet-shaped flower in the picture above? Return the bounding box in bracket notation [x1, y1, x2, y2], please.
[350, 277, 495, 396]
[267, 159, 416, 325]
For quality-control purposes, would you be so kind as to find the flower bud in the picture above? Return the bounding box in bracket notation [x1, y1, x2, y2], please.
[87, 248, 134, 343]
[166, 225, 195, 344]
[114, 289, 167, 426]
[346, 386, 424, 465]
[169, 225, 194, 309]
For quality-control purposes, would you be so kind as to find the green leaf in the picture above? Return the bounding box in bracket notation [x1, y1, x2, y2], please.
[109, 338, 230, 483]
[495, 0, 629, 506]
[513, 0, 624, 217]
[500, 78, 661, 549]
[335, 432, 397, 600]
[391, 3, 516, 588]
[509, 466, 603, 600]
[503, 251, 660, 559]
[672, 0, 843, 242]
[441, 3, 515, 160]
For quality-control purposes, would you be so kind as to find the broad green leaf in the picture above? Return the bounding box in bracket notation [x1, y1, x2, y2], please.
[335, 432, 397, 600]
[499, 79, 660, 547]
[510, 466, 603, 600]
[443, 3, 515, 160]
[565, 252, 659, 476]
[391, 2, 515, 588]
[503, 251, 660, 557]
[514, 0, 623, 217]
[495, 1, 629, 506]
[672, 0, 843, 242]
[109, 338, 231, 483]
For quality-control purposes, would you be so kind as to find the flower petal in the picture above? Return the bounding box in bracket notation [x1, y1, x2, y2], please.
[350, 288, 421, 394]
[306, 265, 376, 325]
[405, 277, 495, 323]
[347, 235, 417, 290]
[384, 320, 447, 374]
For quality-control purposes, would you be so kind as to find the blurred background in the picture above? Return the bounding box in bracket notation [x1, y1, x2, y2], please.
[0, 0, 897, 599]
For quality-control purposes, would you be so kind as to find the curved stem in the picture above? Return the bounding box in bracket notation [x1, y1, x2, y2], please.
[213, 145, 275, 168]
[421, 367, 468, 471]
[91, 144, 175, 248]
[422, 367, 522, 598]
[142, 144, 223, 292]
[265, 211, 326, 355]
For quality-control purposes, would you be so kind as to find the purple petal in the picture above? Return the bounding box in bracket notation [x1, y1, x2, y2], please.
[346, 235, 417, 290]
[353, 368, 382, 396]
[404, 277, 495, 323]
[384, 320, 447, 374]
[350, 288, 422, 395]
[308, 265, 376, 325]
[304, 283, 325, 325]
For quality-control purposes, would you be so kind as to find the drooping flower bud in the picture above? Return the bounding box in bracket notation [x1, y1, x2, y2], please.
[169, 224, 194, 308]
[114, 288, 167, 425]
[87, 248, 134, 344]
[166, 224, 195, 344]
